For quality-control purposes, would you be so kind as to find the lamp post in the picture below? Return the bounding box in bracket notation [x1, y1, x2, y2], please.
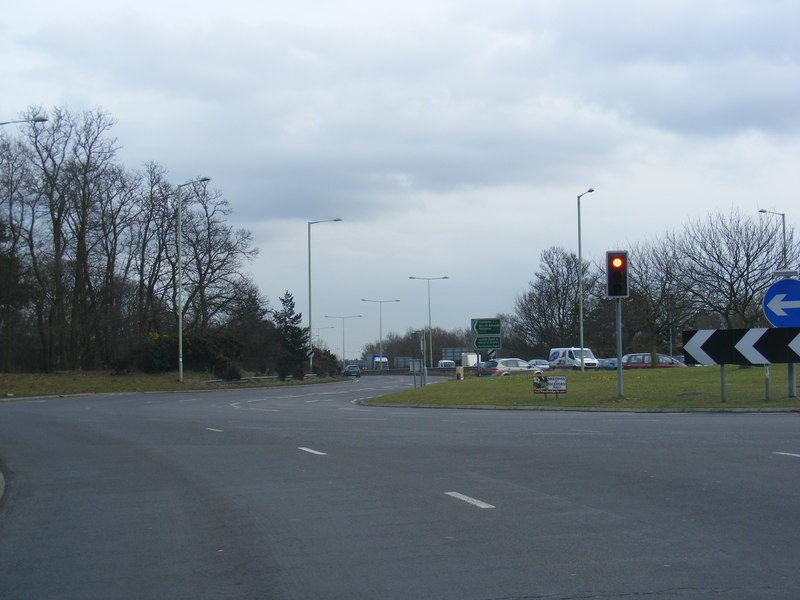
[409, 276, 448, 368]
[176, 177, 211, 382]
[758, 209, 788, 269]
[308, 218, 342, 373]
[577, 188, 594, 372]
[361, 298, 400, 369]
[0, 115, 47, 126]
[759, 208, 796, 398]
[325, 315, 362, 368]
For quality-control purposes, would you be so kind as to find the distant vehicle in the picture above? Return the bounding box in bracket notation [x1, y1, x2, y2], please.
[437, 360, 456, 368]
[478, 358, 543, 377]
[620, 353, 687, 369]
[548, 347, 599, 369]
[529, 359, 550, 370]
[343, 364, 362, 378]
[597, 358, 618, 370]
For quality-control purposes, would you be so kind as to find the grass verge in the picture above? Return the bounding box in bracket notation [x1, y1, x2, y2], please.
[0, 371, 339, 399]
[370, 365, 800, 410]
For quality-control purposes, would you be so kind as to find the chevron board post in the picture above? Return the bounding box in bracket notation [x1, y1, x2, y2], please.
[682, 328, 800, 365]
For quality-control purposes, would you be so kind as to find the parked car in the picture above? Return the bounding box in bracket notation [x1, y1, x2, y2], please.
[597, 357, 618, 370]
[343, 364, 362, 378]
[478, 358, 543, 377]
[529, 359, 550, 370]
[620, 353, 687, 369]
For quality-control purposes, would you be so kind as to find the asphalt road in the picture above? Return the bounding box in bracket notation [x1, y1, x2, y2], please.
[1, 376, 799, 599]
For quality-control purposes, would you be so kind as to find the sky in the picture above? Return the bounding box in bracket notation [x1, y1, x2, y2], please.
[3, 0, 799, 360]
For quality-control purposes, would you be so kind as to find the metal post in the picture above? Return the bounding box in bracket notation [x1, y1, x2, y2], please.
[175, 177, 210, 383]
[577, 188, 594, 371]
[409, 276, 448, 368]
[720, 365, 726, 403]
[308, 219, 343, 375]
[616, 297, 623, 397]
[177, 185, 184, 383]
[765, 365, 771, 401]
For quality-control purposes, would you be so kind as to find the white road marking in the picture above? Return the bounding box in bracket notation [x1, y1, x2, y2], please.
[445, 491, 496, 509]
[773, 452, 800, 458]
[298, 447, 327, 456]
[206, 428, 224, 433]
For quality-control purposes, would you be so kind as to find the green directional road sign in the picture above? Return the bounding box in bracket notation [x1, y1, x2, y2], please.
[471, 318, 502, 350]
[472, 319, 501, 335]
[474, 335, 502, 349]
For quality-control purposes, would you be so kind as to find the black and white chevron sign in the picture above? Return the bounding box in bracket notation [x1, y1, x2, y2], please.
[682, 328, 800, 365]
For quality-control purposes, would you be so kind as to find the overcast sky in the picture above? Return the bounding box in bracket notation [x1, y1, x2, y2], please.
[3, 0, 799, 359]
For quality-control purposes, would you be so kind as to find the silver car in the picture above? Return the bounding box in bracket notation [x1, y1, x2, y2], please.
[478, 358, 543, 377]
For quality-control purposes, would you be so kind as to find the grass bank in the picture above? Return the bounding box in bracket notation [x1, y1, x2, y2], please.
[0, 371, 338, 399]
[371, 365, 800, 410]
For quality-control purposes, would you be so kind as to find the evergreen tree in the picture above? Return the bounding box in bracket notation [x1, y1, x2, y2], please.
[272, 291, 308, 380]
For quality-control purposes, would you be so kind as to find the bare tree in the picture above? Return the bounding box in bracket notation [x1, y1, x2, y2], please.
[179, 184, 258, 333]
[671, 209, 794, 328]
[625, 238, 696, 360]
[512, 246, 600, 351]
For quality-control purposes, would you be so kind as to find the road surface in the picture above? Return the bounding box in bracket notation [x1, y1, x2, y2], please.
[1, 376, 799, 599]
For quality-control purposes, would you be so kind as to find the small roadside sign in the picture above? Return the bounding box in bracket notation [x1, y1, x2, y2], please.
[533, 375, 567, 396]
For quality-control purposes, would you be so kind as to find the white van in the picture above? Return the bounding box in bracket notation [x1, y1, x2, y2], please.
[437, 359, 456, 368]
[548, 347, 599, 369]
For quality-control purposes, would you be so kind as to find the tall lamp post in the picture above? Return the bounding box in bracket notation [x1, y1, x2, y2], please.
[308, 218, 342, 373]
[361, 298, 400, 369]
[0, 115, 47, 126]
[758, 209, 788, 269]
[176, 177, 211, 382]
[759, 208, 796, 398]
[409, 276, 448, 368]
[325, 315, 362, 368]
[577, 188, 594, 372]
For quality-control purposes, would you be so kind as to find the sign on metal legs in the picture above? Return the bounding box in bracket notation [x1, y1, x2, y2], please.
[683, 328, 800, 365]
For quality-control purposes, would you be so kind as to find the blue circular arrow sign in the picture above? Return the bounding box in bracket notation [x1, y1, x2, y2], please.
[763, 279, 800, 327]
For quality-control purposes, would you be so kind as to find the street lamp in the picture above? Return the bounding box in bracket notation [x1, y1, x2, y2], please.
[325, 315, 362, 368]
[361, 298, 400, 369]
[759, 208, 796, 398]
[758, 209, 788, 269]
[577, 188, 594, 372]
[409, 276, 448, 368]
[176, 177, 211, 382]
[308, 218, 342, 373]
[0, 115, 47, 126]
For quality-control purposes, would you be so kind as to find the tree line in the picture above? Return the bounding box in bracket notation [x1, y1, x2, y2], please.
[505, 209, 798, 360]
[0, 107, 325, 378]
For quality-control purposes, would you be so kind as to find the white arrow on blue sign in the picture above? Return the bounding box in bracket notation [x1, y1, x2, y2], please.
[763, 279, 800, 327]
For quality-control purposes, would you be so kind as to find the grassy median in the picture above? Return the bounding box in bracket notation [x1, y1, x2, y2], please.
[2, 367, 799, 410]
[370, 365, 800, 410]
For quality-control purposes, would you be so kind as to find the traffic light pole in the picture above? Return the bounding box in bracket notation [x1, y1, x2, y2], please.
[615, 297, 623, 397]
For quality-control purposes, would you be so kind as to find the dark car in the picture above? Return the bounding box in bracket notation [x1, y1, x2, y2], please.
[343, 364, 361, 378]
[478, 358, 543, 377]
[621, 353, 687, 369]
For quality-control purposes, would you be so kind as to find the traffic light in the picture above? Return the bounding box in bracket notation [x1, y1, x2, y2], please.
[606, 250, 629, 298]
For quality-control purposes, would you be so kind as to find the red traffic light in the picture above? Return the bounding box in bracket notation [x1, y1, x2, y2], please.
[606, 250, 629, 298]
